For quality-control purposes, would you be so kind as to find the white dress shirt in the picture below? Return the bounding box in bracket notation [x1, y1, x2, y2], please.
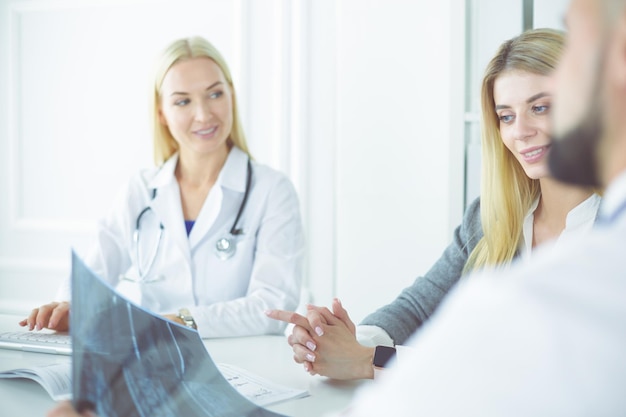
[337, 171, 626, 417]
[57, 146, 305, 338]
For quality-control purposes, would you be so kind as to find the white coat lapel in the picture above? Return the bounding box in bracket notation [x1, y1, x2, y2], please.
[188, 147, 248, 251]
[147, 154, 191, 265]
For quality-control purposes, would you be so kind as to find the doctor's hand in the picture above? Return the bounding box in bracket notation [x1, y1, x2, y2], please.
[47, 401, 98, 417]
[265, 299, 375, 380]
[162, 314, 185, 326]
[19, 301, 70, 332]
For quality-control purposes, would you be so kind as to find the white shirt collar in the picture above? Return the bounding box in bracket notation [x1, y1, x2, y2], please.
[599, 170, 626, 222]
[565, 192, 602, 230]
[521, 198, 540, 259]
[520, 193, 601, 259]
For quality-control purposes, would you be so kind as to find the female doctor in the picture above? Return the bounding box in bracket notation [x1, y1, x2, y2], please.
[20, 36, 305, 338]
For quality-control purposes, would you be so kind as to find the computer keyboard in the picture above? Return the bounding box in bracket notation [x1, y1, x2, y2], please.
[0, 331, 72, 355]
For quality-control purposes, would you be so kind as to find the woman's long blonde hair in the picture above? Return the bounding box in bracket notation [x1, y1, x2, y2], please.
[150, 36, 251, 165]
[464, 28, 565, 273]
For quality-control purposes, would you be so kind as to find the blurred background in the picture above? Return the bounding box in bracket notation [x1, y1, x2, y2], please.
[0, 0, 567, 323]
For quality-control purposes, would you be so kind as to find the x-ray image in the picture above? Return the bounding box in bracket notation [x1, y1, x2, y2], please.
[70, 252, 287, 417]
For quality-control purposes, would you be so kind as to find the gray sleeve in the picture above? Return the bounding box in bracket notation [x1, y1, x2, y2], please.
[359, 197, 484, 345]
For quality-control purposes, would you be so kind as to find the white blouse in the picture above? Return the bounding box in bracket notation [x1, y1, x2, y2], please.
[519, 193, 601, 261]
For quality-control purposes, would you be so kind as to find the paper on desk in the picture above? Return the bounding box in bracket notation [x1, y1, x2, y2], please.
[0, 361, 71, 401]
[0, 361, 308, 407]
[218, 363, 309, 406]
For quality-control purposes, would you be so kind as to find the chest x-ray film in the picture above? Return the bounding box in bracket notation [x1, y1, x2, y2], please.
[70, 252, 287, 417]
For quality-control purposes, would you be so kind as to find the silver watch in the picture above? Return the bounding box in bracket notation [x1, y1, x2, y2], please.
[178, 308, 197, 330]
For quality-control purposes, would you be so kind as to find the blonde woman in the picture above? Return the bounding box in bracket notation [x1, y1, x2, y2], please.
[267, 28, 600, 380]
[466, 28, 597, 271]
[22, 36, 305, 338]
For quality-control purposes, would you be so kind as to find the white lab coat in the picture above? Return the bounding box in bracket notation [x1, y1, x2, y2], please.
[57, 146, 305, 337]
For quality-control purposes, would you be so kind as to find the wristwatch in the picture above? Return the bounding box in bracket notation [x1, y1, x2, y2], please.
[178, 308, 197, 330]
[373, 345, 397, 369]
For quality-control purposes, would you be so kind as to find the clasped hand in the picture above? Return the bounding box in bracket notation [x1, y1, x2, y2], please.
[265, 298, 374, 380]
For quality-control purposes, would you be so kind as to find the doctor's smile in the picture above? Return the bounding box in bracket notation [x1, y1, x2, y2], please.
[194, 126, 219, 139]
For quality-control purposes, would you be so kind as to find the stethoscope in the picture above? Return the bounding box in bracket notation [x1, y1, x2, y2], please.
[121, 158, 252, 283]
[215, 158, 252, 260]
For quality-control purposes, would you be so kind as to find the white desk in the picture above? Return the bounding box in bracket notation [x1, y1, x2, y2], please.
[0, 314, 366, 417]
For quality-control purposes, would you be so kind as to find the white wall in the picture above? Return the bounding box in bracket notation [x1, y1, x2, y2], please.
[534, 0, 568, 30]
[0, 0, 465, 324]
[331, 0, 464, 321]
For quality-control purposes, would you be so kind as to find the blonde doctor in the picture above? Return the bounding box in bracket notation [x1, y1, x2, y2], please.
[20, 36, 305, 338]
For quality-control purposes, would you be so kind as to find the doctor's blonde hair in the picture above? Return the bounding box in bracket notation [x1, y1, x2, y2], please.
[150, 36, 251, 165]
[464, 28, 565, 273]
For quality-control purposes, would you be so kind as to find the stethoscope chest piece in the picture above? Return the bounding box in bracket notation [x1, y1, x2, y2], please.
[215, 237, 237, 260]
